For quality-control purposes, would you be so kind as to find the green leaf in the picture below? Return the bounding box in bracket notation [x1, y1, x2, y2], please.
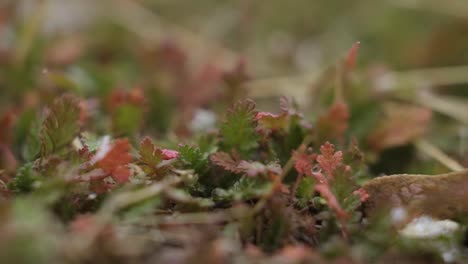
[8, 163, 37, 193]
[219, 99, 258, 156]
[213, 177, 271, 201]
[139, 137, 163, 167]
[296, 176, 315, 208]
[22, 119, 42, 161]
[178, 145, 209, 174]
[40, 95, 80, 157]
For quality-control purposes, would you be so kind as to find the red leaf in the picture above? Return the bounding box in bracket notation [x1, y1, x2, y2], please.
[345, 41, 360, 71]
[353, 188, 370, 202]
[97, 138, 133, 183]
[292, 146, 316, 176]
[316, 142, 343, 178]
[113, 165, 131, 184]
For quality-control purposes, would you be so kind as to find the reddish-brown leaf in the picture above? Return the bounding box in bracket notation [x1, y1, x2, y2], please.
[210, 152, 242, 173]
[292, 146, 317, 176]
[97, 138, 133, 183]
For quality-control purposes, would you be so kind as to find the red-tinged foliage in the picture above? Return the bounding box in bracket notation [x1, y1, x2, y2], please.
[161, 149, 180, 160]
[315, 182, 349, 237]
[256, 112, 289, 133]
[345, 41, 360, 71]
[138, 137, 178, 178]
[97, 138, 133, 184]
[139, 137, 162, 167]
[317, 102, 350, 141]
[290, 142, 349, 238]
[292, 146, 316, 176]
[210, 152, 242, 174]
[139, 137, 179, 164]
[255, 112, 280, 120]
[112, 165, 131, 184]
[316, 142, 343, 178]
[353, 188, 370, 202]
[40, 95, 80, 157]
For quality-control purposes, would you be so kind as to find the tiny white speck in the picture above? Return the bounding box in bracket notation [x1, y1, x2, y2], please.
[391, 207, 407, 224]
[90, 135, 111, 165]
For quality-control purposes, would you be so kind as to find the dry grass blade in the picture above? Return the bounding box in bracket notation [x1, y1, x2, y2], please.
[414, 139, 464, 172]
